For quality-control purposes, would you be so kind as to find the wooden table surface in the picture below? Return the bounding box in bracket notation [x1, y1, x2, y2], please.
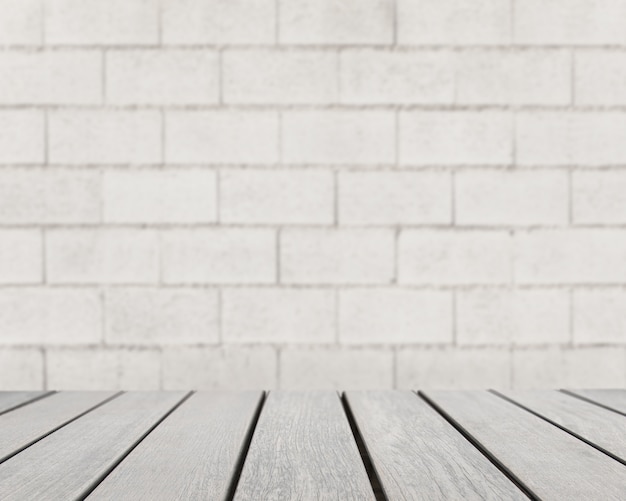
[0, 390, 625, 500]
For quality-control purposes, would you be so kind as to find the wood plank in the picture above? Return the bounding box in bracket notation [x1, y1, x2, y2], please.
[422, 390, 626, 500]
[87, 391, 263, 501]
[0, 391, 187, 501]
[0, 391, 118, 463]
[565, 389, 626, 415]
[345, 391, 526, 500]
[498, 390, 626, 463]
[0, 391, 51, 415]
[234, 391, 375, 501]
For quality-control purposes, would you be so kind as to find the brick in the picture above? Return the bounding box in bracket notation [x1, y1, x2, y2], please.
[340, 50, 454, 104]
[516, 113, 626, 166]
[512, 348, 563, 389]
[339, 171, 451, 225]
[397, 348, 511, 389]
[220, 169, 333, 224]
[515, 0, 626, 45]
[455, 170, 568, 226]
[456, 50, 570, 105]
[0, 349, 43, 390]
[399, 112, 512, 166]
[280, 348, 393, 389]
[0, 169, 100, 224]
[573, 289, 626, 344]
[573, 170, 626, 224]
[45, 0, 159, 45]
[576, 51, 626, 105]
[0, 111, 44, 164]
[279, 0, 393, 44]
[0, 230, 42, 284]
[282, 111, 395, 165]
[515, 230, 626, 284]
[0, 288, 101, 345]
[224, 50, 337, 104]
[0, 51, 100, 105]
[162, 347, 277, 390]
[0, 0, 41, 44]
[162, 0, 275, 44]
[105, 288, 218, 345]
[222, 288, 335, 343]
[398, 230, 511, 285]
[103, 169, 216, 224]
[46, 229, 159, 284]
[161, 229, 276, 284]
[513, 347, 626, 389]
[49, 111, 161, 165]
[166, 111, 278, 164]
[397, 0, 511, 45]
[457, 289, 570, 346]
[339, 288, 453, 344]
[281, 229, 394, 284]
[563, 348, 626, 387]
[106, 50, 218, 105]
[47, 349, 160, 390]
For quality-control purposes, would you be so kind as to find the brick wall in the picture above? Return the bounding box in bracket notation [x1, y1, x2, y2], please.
[1, 0, 625, 390]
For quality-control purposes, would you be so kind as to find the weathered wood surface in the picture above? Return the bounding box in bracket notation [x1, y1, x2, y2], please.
[234, 391, 375, 501]
[0, 390, 625, 499]
[345, 390, 525, 500]
[422, 390, 626, 500]
[566, 389, 626, 415]
[88, 391, 263, 501]
[0, 391, 50, 415]
[499, 390, 626, 462]
[0, 391, 187, 501]
[0, 391, 117, 463]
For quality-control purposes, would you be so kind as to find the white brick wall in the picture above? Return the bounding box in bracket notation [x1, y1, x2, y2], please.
[0, 0, 625, 390]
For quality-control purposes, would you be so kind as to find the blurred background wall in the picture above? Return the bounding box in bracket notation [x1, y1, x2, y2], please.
[1, 0, 625, 390]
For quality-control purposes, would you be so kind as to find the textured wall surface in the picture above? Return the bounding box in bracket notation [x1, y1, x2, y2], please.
[1, 0, 626, 390]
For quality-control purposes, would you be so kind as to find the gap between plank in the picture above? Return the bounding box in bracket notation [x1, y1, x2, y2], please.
[0, 391, 55, 417]
[340, 393, 387, 501]
[490, 390, 626, 467]
[416, 391, 538, 501]
[77, 391, 195, 501]
[225, 391, 267, 501]
[0, 391, 123, 466]
[560, 389, 626, 417]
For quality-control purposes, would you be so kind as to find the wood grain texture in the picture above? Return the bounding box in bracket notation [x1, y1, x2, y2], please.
[498, 390, 626, 463]
[87, 391, 263, 501]
[234, 391, 375, 501]
[345, 391, 526, 500]
[566, 389, 626, 415]
[0, 391, 118, 463]
[0, 391, 187, 501]
[423, 390, 626, 500]
[0, 391, 51, 415]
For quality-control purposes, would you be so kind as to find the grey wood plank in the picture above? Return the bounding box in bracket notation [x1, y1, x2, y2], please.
[423, 390, 626, 500]
[87, 391, 263, 501]
[0, 391, 51, 415]
[498, 390, 626, 463]
[566, 389, 626, 415]
[0, 391, 118, 463]
[345, 391, 526, 500]
[0, 391, 187, 501]
[234, 391, 375, 501]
